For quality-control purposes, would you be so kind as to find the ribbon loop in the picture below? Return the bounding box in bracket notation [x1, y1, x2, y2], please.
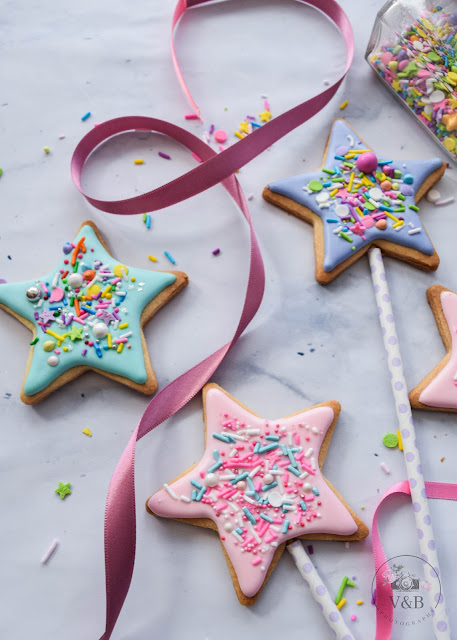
[373, 481, 457, 639]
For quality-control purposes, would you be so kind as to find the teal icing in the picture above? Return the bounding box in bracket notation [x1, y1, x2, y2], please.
[268, 120, 443, 273]
[0, 225, 177, 396]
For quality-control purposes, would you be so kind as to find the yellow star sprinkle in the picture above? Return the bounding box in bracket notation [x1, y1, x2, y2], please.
[239, 121, 250, 134]
[259, 110, 272, 122]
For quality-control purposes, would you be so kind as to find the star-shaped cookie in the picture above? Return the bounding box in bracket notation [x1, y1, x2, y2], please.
[0, 221, 188, 404]
[147, 384, 368, 604]
[410, 285, 457, 412]
[263, 119, 445, 284]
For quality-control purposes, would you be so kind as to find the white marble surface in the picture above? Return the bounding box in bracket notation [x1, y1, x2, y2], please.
[1, 1, 456, 638]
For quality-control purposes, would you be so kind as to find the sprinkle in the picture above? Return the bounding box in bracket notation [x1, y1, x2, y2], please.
[435, 197, 455, 206]
[230, 472, 249, 485]
[134, 159, 144, 165]
[212, 248, 221, 255]
[208, 460, 223, 473]
[382, 432, 398, 448]
[260, 514, 273, 523]
[339, 231, 353, 243]
[351, 614, 356, 621]
[335, 576, 348, 604]
[158, 152, 171, 160]
[81, 306, 96, 315]
[41, 539, 59, 564]
[408, 228, 421, 235]
[43, 146, 51, 154]
[281, 519, 290, 534]
[55, 482, 71, 500]
[339, 100, 349, 110]
[242, 507, 257, 524]
[213, 433, 232, 444]
[30, 337, 39, 345]
[185, 114, 199, 120]
[357, 600, 364, 606]
[257, 443, 279, 454]
[164, 251, 176, 264]
[117, 342, 124, 354]
[381, 462, 390, 474]
[307, 545, 314, 554]
[397, 430, 403, 451]
[82, 428, 92, 437]
[336, 598, 347, 610]
[81, 111, 91, 121]
[163, 483, 178, 500]
[408, 204, 420, 212]
[148, 255, 158, 262]
[441, 457, 445, 462]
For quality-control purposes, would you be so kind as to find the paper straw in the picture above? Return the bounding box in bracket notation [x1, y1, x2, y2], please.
[287, 541, 355, 640]
[369, 247, 450, 637]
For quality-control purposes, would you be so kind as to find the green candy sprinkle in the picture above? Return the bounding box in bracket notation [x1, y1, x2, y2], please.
[427, 51, 441, 62]
[308, 180, 323, 192]
[383, 433, 398, 448]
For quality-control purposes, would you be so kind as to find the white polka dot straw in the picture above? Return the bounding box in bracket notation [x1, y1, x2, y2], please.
[369, 248, 450, 638]
[287, 541, 355, 640]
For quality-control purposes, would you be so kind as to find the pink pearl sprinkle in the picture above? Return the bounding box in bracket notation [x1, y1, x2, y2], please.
[351, 615, 357, 621]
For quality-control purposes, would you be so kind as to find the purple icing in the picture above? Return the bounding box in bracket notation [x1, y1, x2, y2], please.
[267, 120, 441, 274]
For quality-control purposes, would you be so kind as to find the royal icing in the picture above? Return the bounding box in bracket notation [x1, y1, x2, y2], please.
[419, 290, 457, 409]
[147, 387, 358, 598]
[0, 224, 177, 396]
[267, 119, 443, 273]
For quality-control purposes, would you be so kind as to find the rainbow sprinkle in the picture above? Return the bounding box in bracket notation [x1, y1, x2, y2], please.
[369, 7, 457, 159]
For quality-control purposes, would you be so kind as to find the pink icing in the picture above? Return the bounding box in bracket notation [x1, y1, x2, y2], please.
[147, 388, 358, 598]
[419, 291, 457, 409]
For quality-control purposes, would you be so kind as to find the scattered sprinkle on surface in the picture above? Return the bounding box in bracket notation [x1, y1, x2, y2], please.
[55, 482, 71, 500]
[382, 432, 398, 448]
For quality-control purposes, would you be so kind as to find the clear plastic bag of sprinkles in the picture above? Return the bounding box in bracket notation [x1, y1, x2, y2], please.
[366, 0, 457, 161]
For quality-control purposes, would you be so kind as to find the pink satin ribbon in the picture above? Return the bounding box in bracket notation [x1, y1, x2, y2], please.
[70, 2, 354, 639]
[72, 0, 354, 215]
[373, 481, 457, 639]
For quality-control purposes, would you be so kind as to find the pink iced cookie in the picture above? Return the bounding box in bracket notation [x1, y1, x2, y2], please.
[410, 285, 457, 413]
[146, 384, 368, 604]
